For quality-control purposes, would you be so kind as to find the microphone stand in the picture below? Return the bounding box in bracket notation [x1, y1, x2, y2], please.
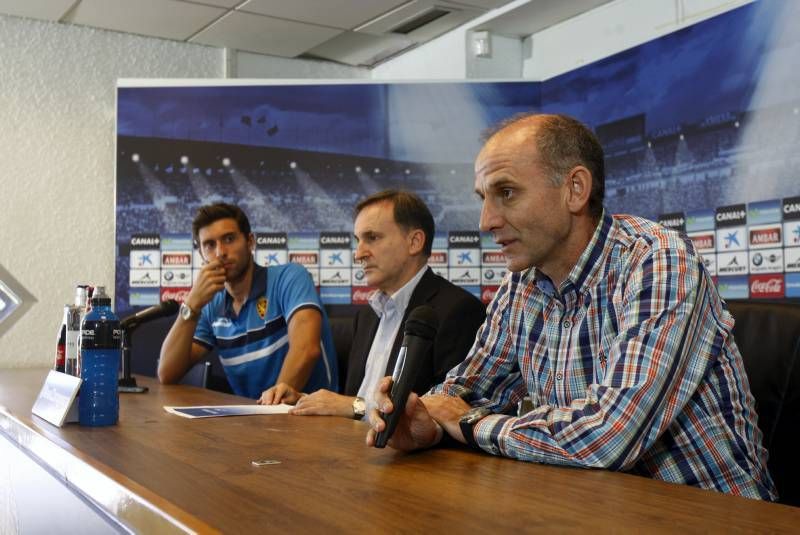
[119, 324, 148, 393]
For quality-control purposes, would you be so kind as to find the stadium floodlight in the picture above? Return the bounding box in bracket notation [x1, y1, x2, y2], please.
[222, 157, 231, 167]
[180, 155, 189, 165]
[289, 161, 297, 169]
[131, 153, 140, 163]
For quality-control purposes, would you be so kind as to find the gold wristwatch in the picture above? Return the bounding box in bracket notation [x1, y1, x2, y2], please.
[352, 397, 366, 420]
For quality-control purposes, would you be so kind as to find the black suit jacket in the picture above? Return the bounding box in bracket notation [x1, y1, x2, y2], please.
[344, 268, 486, 396]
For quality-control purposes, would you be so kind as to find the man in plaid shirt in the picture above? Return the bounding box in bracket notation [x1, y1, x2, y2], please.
[367, 113, 776, 500]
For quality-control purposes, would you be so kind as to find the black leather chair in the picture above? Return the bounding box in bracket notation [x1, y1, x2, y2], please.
[179, 360, 212, 388]
[726, 300, 800, 506]
[325, 304, 359, 393]
[156, 358, 212, 389]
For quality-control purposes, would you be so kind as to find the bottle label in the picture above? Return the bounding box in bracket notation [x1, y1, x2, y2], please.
[80, 320, 122, 349]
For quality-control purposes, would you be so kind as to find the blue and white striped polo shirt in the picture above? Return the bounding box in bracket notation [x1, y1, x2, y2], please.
[194, 263, 338, 399]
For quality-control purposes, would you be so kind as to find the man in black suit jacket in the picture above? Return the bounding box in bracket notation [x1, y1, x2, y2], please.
[271, 190, 485, 419]
[343, 266, 485, 401]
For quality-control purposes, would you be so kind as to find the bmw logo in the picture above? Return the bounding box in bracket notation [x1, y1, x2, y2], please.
[752, 253, 763, 266]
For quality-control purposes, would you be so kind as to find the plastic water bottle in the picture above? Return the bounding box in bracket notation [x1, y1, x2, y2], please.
[79, 286, 121, 426]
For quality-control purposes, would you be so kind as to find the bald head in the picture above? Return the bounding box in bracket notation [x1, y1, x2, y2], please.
[481, 114, 605, 217]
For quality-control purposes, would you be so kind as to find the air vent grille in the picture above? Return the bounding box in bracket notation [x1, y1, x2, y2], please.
[391, 8, 450, 35]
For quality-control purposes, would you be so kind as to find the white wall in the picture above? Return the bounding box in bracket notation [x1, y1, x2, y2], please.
[372, 0, 753, 82]
[0, 15, 223, 367]
[522, 0, 753, 80]
[371, 28, 468, 80]
[466, 33, 523, 79]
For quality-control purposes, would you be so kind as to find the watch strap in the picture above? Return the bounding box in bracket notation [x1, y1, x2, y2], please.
[460, 408, 489, 449]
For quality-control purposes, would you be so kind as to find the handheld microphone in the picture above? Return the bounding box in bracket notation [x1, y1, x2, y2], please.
[374, 305, 438, 448]
[120, 299, 179, 331]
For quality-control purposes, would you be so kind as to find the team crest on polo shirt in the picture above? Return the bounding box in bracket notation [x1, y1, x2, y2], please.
[256, 296, 268, 320]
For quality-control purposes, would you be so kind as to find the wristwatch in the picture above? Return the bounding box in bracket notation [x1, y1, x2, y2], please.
[179, 302, 198, 321]
[459, 406, 492, 449]
[352, 397, 366, 420]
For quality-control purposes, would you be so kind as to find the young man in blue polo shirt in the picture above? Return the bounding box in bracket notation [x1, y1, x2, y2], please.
[158, 203, 338, 402]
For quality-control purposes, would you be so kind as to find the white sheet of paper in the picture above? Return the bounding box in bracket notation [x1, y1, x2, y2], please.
[163, 404, 292, 419]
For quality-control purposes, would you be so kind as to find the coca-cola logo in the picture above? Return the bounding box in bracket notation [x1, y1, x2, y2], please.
[749, 275, 784, 298]
[161, 288, 190, 302]
[351, 288, 375, 304]
[481, 286, 498, 303]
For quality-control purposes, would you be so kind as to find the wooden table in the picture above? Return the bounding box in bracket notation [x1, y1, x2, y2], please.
[1, 368, 799, 533]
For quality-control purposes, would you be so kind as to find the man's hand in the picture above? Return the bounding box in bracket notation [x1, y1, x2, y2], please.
[365, 376, 442, 451]
[289, 390, 353, 417]
[186, 259, 226, 311]
[420, 394, 472, 444]
[259, 382, 303, 405]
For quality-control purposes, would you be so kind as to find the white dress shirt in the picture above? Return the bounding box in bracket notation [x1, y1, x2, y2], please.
[356, 266, 428, 416]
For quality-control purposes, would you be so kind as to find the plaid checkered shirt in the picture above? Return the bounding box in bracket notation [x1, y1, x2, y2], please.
[433, 212, 777, 500]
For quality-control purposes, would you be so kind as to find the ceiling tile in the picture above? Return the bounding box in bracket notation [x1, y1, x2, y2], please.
[0, 0, 75, 21]
[190, 10, 342, 57]
[68, 0, 226, 41]
[175, 0, 242, 7]
[237, 0, 409, 30]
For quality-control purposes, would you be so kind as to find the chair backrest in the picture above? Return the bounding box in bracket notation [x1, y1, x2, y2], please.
[156, 358, 211, 389]
[726, 299, 800, 506]
[324, 304, 360, 393]
[180, 360, 211, 388]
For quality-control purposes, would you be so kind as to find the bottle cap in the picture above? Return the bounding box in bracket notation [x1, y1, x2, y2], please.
[90, 286, 111, 307]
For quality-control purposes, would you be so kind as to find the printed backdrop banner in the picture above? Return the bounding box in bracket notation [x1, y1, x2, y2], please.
[116, 0, 800, 315]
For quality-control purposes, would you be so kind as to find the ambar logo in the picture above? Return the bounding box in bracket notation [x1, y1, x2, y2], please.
[690, 234, 714, 250]
[749, 228, 781, 246]
[162, 253, 191, 266]
[428, 251, 447, 265]
[289, 252, 319, 265]
[482, 251, 506, 264]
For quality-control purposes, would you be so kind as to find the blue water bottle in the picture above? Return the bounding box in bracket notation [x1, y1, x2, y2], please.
[79, 286, 121, 426]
